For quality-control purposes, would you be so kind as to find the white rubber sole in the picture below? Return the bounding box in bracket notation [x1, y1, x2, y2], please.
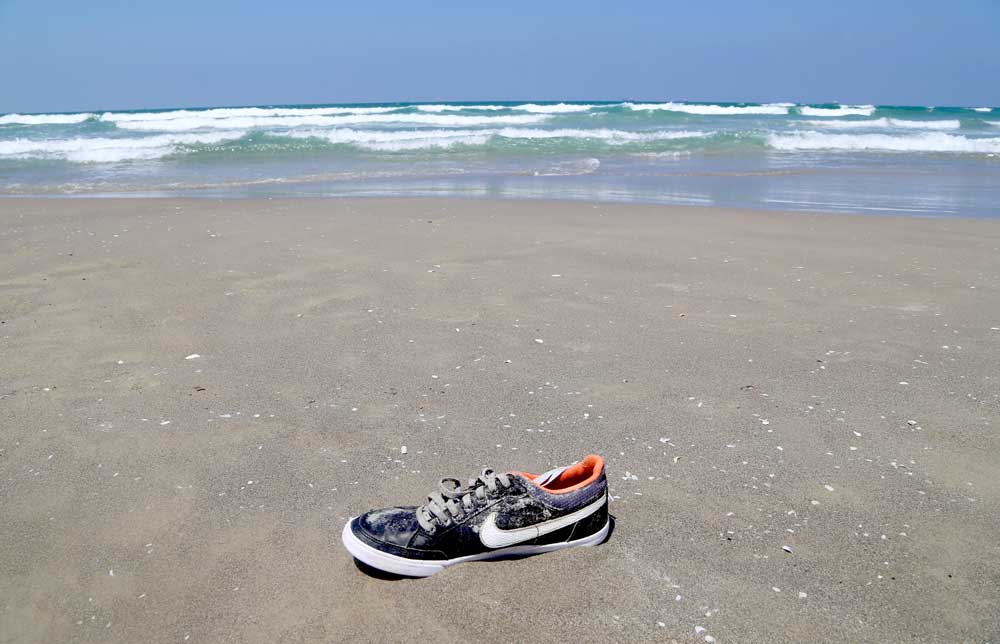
[342, 518, 610, 577]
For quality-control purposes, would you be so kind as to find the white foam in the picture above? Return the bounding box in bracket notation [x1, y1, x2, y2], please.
[802, 118, 960, 130]
[288, 128, 474, 142]
[495, 128, 708, 142]
[0, 131, 247, 163]
[415, 104, 507, 112]
[624, 102, 789, 115]
[109, 112, 549, 131]
[101, 106, 399, 123]
[514, 103, 597, 113]
[889, 118, 961, 130]
[768, 131, 1000, 154]
[0, 113, 95, 125]
[632, 151, 693, 159]
[532, 158, 602, 176]
[286, 127, 708, 150]
[802, 118, 888, 129]
[414, 103, 596, 113]
[288, 128, 492, 151]
[973, 107, 993, 113]
[799, 105, 876, 117]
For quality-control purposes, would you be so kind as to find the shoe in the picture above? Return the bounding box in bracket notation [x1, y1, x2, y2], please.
[342, 454, 609, 577]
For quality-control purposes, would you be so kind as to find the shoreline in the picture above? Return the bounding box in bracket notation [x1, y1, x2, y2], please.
[2, 197, 998, 643]
[5, 100, 1000, 220]
[1, 193, 997, 222]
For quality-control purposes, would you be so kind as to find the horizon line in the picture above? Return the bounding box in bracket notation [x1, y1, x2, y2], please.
[3, 98, 996, 116]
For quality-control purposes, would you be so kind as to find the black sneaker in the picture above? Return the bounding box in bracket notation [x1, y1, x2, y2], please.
[342, 454, 609, 577]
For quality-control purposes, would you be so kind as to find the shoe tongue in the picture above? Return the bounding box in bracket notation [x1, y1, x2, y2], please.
[530, 465, 569, 488]
[468, 468, 495, 489]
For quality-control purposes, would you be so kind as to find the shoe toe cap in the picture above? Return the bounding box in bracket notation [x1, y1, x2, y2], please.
[354, 506, 420, 548]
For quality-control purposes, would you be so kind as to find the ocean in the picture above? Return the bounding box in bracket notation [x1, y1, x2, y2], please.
[2, 101, 999, 217]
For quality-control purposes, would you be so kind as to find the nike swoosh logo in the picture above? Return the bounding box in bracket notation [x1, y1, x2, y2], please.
[479, 493, 606, 549]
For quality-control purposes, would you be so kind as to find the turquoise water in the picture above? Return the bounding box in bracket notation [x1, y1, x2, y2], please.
[2, 101, 999, 216]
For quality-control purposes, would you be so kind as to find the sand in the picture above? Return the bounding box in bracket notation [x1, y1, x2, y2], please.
[1, 197, 998, 644]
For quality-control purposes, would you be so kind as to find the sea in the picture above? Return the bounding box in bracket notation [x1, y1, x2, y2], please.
[2, 101, 999, 217]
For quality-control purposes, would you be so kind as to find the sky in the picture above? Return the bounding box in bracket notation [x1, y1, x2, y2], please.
[1, 0, 998, 113]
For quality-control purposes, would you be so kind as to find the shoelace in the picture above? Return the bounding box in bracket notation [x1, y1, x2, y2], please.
[416, 469, 512, 533]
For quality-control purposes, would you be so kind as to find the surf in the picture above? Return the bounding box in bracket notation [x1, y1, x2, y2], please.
[767, 131, 1000, 154]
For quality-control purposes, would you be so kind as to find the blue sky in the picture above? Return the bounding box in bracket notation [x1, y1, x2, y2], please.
[1, 0, 998, 112]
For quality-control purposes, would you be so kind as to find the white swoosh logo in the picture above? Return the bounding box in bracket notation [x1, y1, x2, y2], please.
[479, 494, 606, 549]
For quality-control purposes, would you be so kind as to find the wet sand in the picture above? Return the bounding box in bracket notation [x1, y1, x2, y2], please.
[1, 197, 998, 644]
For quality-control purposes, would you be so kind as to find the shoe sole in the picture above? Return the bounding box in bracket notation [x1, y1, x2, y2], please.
[342, 517, 610, 577]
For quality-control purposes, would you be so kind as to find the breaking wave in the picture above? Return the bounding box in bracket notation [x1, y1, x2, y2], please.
[0, 113, 96, 125]
[515, 103, 598, 113]
[799, 105, 876, 117]
[105, 112, 549, 131]
[768, 131, 1000, 153]
[0, 127, 712, 161]
[286, 128, 491, 151]
[889, 118, 961, 130]
[802, 118, 961, 130]
[0, 131, 247, 163]
[624, 102, 789, 115]
[286, 127, 709, 151]
[413, 103, 598, 113]
[415, 104, 507, 112]
[102, 106, 399, 123]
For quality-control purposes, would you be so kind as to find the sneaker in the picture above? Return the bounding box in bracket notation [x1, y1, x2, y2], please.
[342, 454, 609, 577]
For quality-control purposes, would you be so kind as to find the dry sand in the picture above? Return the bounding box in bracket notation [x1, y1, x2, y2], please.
[1, 197, 998, 644]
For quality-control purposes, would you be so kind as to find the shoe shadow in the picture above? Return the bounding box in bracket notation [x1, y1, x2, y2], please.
[353, 558, 412, 581]
[351, 514, 616, 581]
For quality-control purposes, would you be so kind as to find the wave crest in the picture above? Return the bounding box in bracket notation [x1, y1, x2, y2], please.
[0, 113, 95, 125]
[0, 131, 247, 162]
[102, 106, 399, 123]
[415, 104, 507, 112]
[802, 118, 961, 130]
[624, 102, 789, 115]
[285, 127, 709, 150]
[768, 131, 1000, 153]
[515, 103, 597, 113]
[107, 112, 549, 131]
[415, 103, 597, 113]
[799, 105, 876, 117]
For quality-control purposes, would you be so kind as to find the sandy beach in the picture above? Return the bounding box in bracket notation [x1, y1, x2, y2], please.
[1, 197, 998, 644]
